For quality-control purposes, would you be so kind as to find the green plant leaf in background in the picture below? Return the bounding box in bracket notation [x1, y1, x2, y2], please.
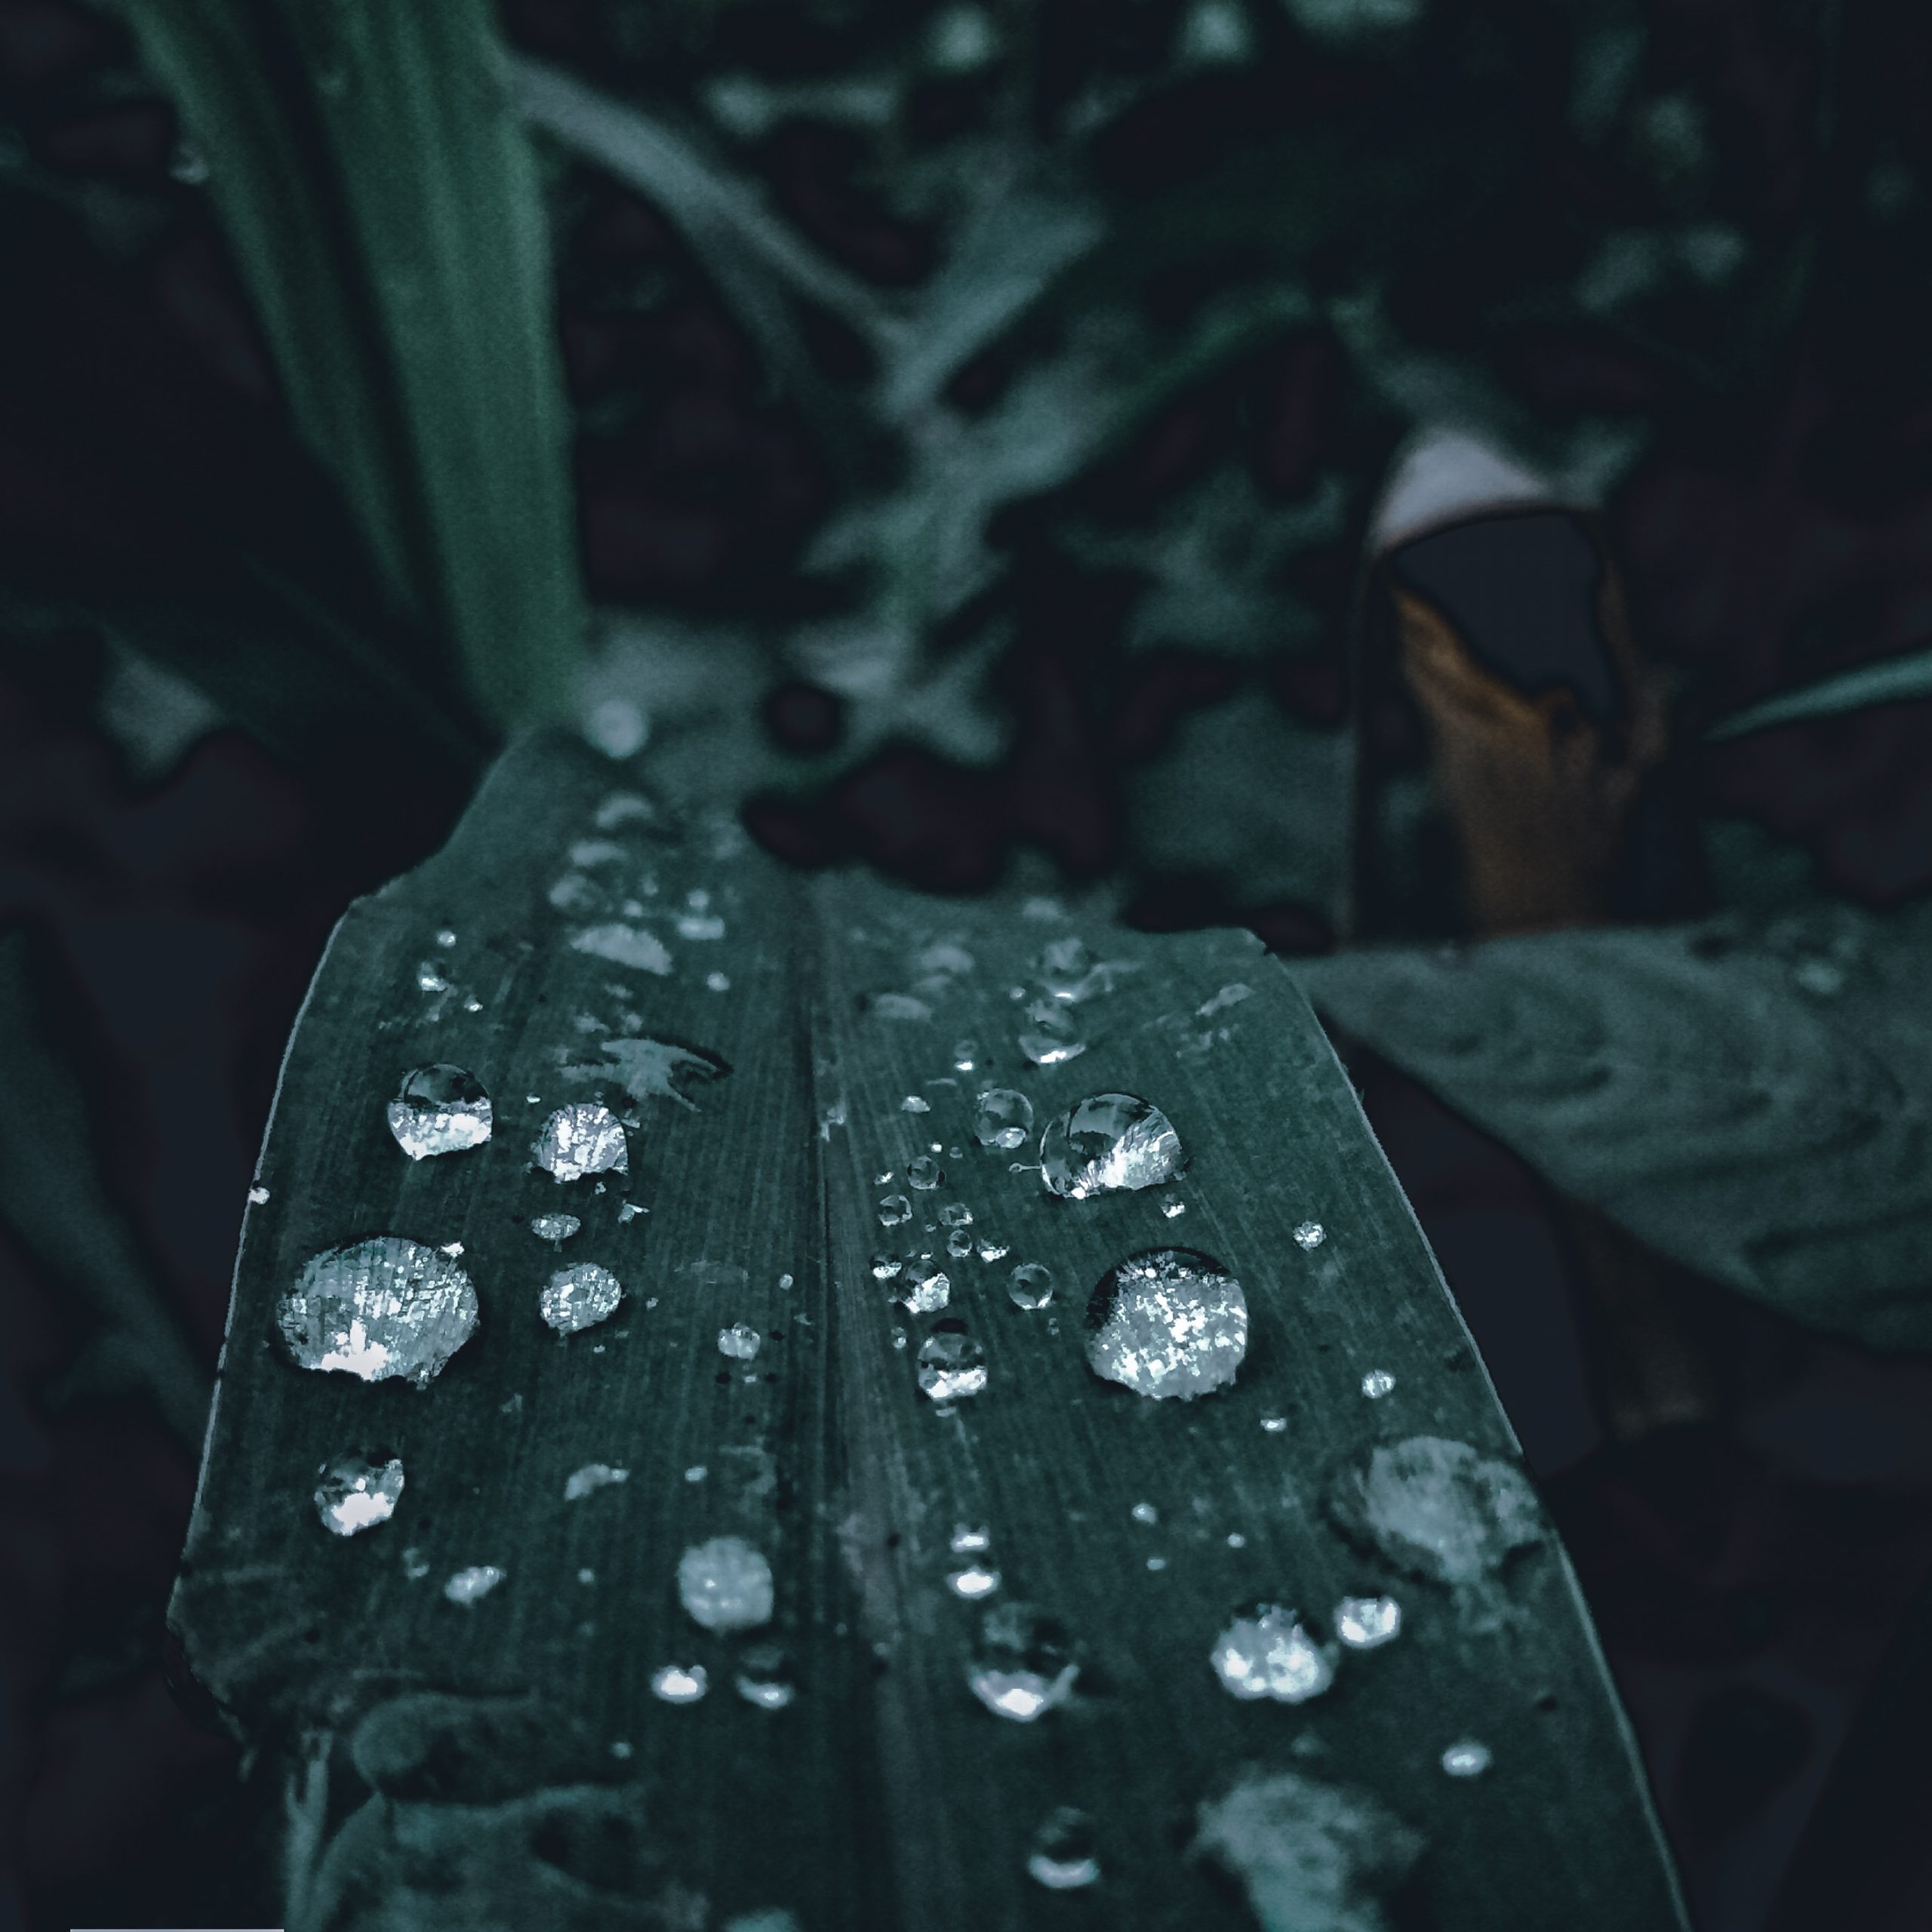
[112, 1, 585, 732]
[1292, 903, 1932, 1354]
[173, 731, 1687, 1931]
[1707, 642, 1932, 740]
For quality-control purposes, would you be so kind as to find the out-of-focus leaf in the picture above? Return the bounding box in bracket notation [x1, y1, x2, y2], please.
[0, 930, 211, 1446]
[1707, 645, 1932, 740]
[174, 729, 1687, 1932]
[1293, 903, 1932, 1353]
[114, 2, 585, 730]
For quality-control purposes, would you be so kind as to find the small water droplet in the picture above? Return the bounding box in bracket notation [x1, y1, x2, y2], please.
[1017, 1001, 1085, 1066]
[872, 1253, 903, 1280]
[1146, 1555, 1168, 1571]
[918, 1321, 986, 1399]
[445, 1565, 505, 1604]
[678, 1536, 774, 1631]
[617, 1200, 645, 1224]
[707, 971, 731, 992]
[435, 928, 458, 948]
[564, 1463, 629, 1500]
[946, 1228, 974, 1258]
[870, 992, 933, 1022]
[973, 1089, 1034, 1149]
[998, 1260, 1052, 1310]
[902, 1094, 931, 1114]
[1039, 1093, 1184, 1199]
[1293, 1220, 1325, 1251]
[1361, 1369, 1396, 1399]
[951, 1525, 992, 1554]
[893, 1259, 951, 1314]
[314, 1454, 405, 1535]
[1131, 1501, 1158, 1525]
[952, 1039, 979, 1071]
[947, 1564, 1001, 1598]
[907, 1155, 944, 1191]
[939, 1202, 973, 1228]
[1335, 1594, 1403, 1649]
[718, 1321, 763, 1360]
[1327, 1435, 1543, 1585]
[386, 1064, 492, 1160]
[877, 1193, 913, 1228]
[1161, 1199, 1187, 1219]
[1261, 1416, 1288, 1434]
[1198, 982, 1253, 1017]
[677, 912, 726, 940]
[735, 1640, 798, 1709]
[651, 1663, 709, 1704]
[1084, 1248, 1247, 1399]
[533, 1103, 628, 1182]
[968, 1601, 1077, 1721]
[540, 1263, 625, 1334]
[248, 1184, 271, 1205]
[277, 1238, 478, 1386]
[977, 1238, 1011, 1263]
[416, 961, 451, 993]
[1441, 1740, 1492, 1777]
[571, 923, 672, 975]
[530, 1214, 582, 1247]
[1026, 1807, 1100, 1890]
[402, 1547, 431, 1580]
[1226, 1532, 1247, 1548]
[577, 1567, 596, 1585]
[1210, 1604, 1337, 1703]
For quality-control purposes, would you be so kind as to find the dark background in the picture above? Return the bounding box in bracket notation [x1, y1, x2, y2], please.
[5, 1, 1932, 1927]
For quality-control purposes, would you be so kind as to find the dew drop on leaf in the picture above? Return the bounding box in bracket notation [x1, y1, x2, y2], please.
[1327, 1436, 1543, 1585]
[1017, 1001, 1085, 1066]
[563, 1463, 628, 1500]
[939, 1201, 973, 1226]
[718, 1321, 763, 1360]
[1026, 1807, 1101, 1890]
[1293, 1220, 1326, 1251]
[1210, 1603, 1337, 1703]
[1335, 1594, 1404, 1649]
[1361, 1369, 1396, 1399]
[946, 1228, 974, 1257]
[651, 1663, 709, 1704]
[947, 1564, 1001, 1599]
[444, 1565, 504, 1604]
[678, 1536, 774, 1632]
[950, 1524, 991, 1554]
[735, 1640, 798, 1710]
[1038, 1094, 1184, 1198]
[540, 1263, 625, 1334]
[314, 1454, 404, 1536]
[277, 1238, 479, 1386]
[872, 1253, 903, 1280]
[1441, 1740, 1493, 1778]
[877, 1193, 913, 1228]
[386, 1064, 492, 1160]
[968, 1601, 1077, 1721]
[533, 1103, 628, 1181]
[530, 1214, 581, 1247]
[1084, 1248, 1247, 1398]
[1007, 1261, 1054, 1309]
[907, 1155, 944, 1191]
[918, 1321, 986, 1399]
[894, 1260, 951, 1314]
[973, 1088, 1033, 1149]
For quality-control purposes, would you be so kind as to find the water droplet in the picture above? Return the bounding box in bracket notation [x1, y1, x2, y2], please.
[1018, 1001, 1085, 1066]
[277, 1238, 479, 1386]
[869, 992, 933, 1022]
[571, 923, 672, 974]
[951, 1525, 991, 1554]
[977, 1238, 1010, 1263]
[946, 1228, 974, 1258]
[902, 1094, 931, 1114]
[445, 1565, 505, 1604]
[1161, 1199, 1187, 1218]
[718, 1321, 763, 1360]
[1261, 1416, 1288, 1433]
[877, 1194, 913, 1228]
[434, 928, 458, 948]
[684, 1463, 708, 1483]
[1005, 1261, 1054, 1309]
[1210, 1603, 1337, 1703]
[1084, 1248, 1247, 1399]
[677, 912, 726, 940]
[735, 1641, 798, 1709]
[973, 1089, 1034, 1149]
[872, 1253, 903, 1280]
[386, 1065, 492, 1160]
[1441, 1740, 1492, 1777]
[1361, 1369, 1396, 1399]
[1039, 1094, 1184, 1199]
[947, 1564, 1001, 1598]
[907, 1155, 943, 1191]
[651, 1663, 708, 1704]
[707, 971, 731, 992]
[1226, 1532, 1247, 1548]
[1131, 1501, 1158, 1525]
[918, 1321, 987, 1399]
[401, 1548, 431, 1580]
[1146, 1555, 1168, 1571]
[563, 1463, 628, 1500]
[533, 1103, 628, 1182]
[248, 1184, 270, 1205]
[1198, 982, 1253, 1017]
[952, 1039, 979, 1071]
[314, 1454, 404, 1536]
[1327, 1436, 1543, 1585]
[1193, 1770, 1424, 1929]
[416, 961, 451, 993]
[540, 1262, 625, 1334]
[1335, 1594, 1403, 1649]
[678, 1536, 774, 1632]
[1293, 1220, 1325, 1251]
[939, 1202, 973, 1227]
[1026, 1807, 1100, 1890]
[530, 1214, 582, 1247]
[893, 1260, 951, 1315]
[968, 1601, 1078, 1721]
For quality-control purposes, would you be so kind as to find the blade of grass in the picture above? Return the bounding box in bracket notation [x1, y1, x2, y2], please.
[1707, 643, 1932, 740]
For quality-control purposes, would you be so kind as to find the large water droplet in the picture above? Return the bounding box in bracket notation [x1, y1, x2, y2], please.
[1038, 1093, 1184, 1198]
[718, 1321, 763, 1360]
[907, 1154, 944, 1191]
[1441, 1740, 1492, 1778]
[877, 1194, 913, 1228]
[735, 1640, 798, 1710]
[1193, 1770, 1424, 1932]
[277, 1238, 478, 1386]
[1327, 1435, 1543, 1586]
[533, 1103, 628, 1182]
[386, 1065, 492, 1160]
[968, 1602, 1078, 1721]
[1026, 1807, 1101, 1890]
[1017, 1001, 1085, 1066]
[1007, 1261, 1054, 1309]
[893, 1260, 951, 1314]
[530, 1214, 581, 1247]
[651, 1663, 709, 1704]
[445, 1565, 504, 1604]
[540, 1262, 625, 1334]
[1335, 1594, 1403, 1649]
[314, 1454, 404, 1535]
[1211, 1603, 1337, 1703]
[918, 1321, 987, 1399]
[1084, 1248, 1247, 1399]
[974, 1089, 1034, 1149]
[678, 1536, 774, 1632]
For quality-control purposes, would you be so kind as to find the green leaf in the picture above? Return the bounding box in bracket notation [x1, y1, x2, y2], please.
[173, 731, 1686, 1930]
[1292, 904, 1932, 1353]
[1706, 644, 1932, 740]
[113, 2, 585, 731]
